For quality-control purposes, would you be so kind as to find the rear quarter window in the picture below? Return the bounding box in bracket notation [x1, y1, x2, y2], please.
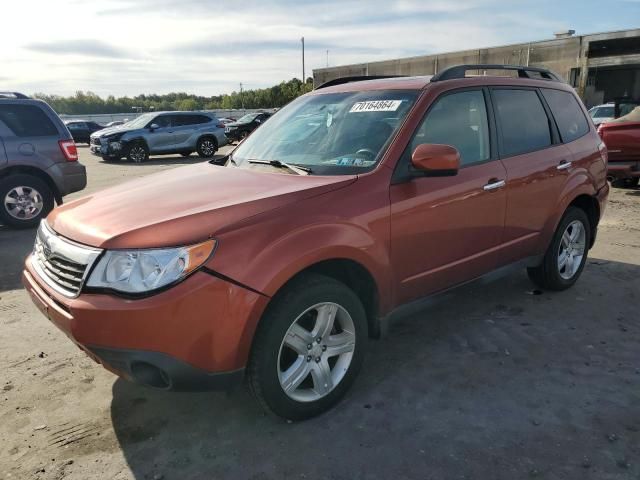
[541, 89, 590, 143]
[0, 104, 59, 137]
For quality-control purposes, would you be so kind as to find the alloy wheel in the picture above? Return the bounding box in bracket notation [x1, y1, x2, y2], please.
[557, 220, 586, 280]
[4, 186, 44, 220]
[129, 146, 146, 162]
[277, 302, 356, 402]
[199, 139, 215, 156]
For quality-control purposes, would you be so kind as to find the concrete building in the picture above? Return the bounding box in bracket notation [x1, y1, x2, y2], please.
[313, 28, 640, 107]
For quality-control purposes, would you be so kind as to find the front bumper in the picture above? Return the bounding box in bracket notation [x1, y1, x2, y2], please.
[23, 258, 269, 391]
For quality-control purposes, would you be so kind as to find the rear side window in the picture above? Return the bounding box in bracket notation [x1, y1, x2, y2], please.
[0, 104, 59, 137]
[492, 89, 551, 157]
[411, 90, 490, 166]
[541, 89, 589, 143]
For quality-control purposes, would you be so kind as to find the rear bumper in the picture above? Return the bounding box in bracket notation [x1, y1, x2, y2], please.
[607, 162, 640, 179]
[22, 258, 269, 391]
[45, 162, 87, 197]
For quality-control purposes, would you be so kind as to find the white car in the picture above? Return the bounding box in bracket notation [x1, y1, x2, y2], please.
[588, 103, 615, 126]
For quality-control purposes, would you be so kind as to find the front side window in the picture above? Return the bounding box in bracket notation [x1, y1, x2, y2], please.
[231, 90, 418, 175]
[150, 115, 172, 128]
[541, 89, 589, 143]
[0, 104, 58, 137]
[492, 89, 551, 157]
[411, 90, 490, 167]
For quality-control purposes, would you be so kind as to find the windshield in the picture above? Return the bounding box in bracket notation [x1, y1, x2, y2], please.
[237, 113, 259, 123]
[590, 106, 614, 118]
[231, 90, 418, 175]
[124, 113, 155, 129]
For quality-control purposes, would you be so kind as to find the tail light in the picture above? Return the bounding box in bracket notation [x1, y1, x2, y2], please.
[58, 140, 78, 162]
[216, 123, 225, 129]
[597, 124, 604, 138]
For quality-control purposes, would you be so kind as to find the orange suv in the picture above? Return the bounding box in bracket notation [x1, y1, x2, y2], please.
[23, 65, 609, 420]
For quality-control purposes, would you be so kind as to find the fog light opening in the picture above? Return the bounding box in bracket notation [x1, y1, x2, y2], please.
[131, 361, 171, 389]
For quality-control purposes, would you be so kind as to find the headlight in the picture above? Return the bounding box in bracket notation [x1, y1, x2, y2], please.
[227, 126, 237, 131]
[86, 240, 216, 294]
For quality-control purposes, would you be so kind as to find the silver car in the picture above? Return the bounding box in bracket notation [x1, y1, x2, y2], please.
[90, 111, 228, 162]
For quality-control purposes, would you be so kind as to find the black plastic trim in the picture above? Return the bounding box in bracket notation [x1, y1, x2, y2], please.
[88, 346, 244, 391]
[315, 75, 406, 90]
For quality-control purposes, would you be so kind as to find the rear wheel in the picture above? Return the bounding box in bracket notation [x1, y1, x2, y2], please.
[0, 174, 54, 228]
[196, 137, 217, 158]
[248, 274, 367, 421]
[527, 206, 591, 291]
[127, 143, 149, 163]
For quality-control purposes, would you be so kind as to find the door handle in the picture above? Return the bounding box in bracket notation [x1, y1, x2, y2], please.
[557, 160, 572, 170]
[483, 179, 506, 191]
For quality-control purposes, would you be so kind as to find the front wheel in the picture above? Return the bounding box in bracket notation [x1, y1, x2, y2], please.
[127, 143, 149, 163]
[612, 177, 639, 189]
[527, 206, 591, 291]
[248, 274, 367, 421]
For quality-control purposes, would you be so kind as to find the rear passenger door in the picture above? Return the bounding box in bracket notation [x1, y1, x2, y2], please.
[490, 87, 573, 265]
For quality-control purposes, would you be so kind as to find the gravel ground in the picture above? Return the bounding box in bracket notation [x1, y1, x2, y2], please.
[1, 146, 639, 480]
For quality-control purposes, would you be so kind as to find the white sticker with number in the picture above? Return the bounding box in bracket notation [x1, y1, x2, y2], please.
[349, 100, 402, 113]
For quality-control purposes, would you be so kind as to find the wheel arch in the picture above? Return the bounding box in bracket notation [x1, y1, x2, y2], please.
[567, 194, 600, 249]
[0, 166, 61, 204]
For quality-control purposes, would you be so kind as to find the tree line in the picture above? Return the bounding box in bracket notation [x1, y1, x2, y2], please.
[34, 78, 314, 115]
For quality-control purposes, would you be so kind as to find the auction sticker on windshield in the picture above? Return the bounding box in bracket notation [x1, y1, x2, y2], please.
[350, 100, 402, 113]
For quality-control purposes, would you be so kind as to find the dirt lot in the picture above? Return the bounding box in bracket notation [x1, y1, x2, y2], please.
[1, 147, 639, 480]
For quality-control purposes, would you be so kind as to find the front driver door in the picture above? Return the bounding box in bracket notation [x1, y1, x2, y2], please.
[390, 88, 507, 305]
[146, 114, 175, 152]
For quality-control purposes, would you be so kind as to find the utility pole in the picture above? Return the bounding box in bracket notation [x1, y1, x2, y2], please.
[239, 82, 244, 110]
[326, 49, 329, 68]
[301, 36, 305, 83]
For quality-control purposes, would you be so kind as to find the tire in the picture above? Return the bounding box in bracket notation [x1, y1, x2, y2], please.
[612, 177, 639, 189]
[180, 152, 192, 157]
[0, 174, 54, 228]
[527, 206, 591, 291]
[196, 137, 217, 158]
[127, 142, 149, 163]
[248, 273, 368, 421]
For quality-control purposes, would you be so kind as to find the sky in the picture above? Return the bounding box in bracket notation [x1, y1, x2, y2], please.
[1, 0, 639, 97]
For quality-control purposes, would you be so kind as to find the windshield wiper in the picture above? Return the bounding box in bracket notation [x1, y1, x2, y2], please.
[248, 159, 311, 175]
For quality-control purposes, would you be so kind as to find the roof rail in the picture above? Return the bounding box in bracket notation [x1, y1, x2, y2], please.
[315, 75, 406, 90]
[0, 92, 30, 99]
[431, 64, 563, 82]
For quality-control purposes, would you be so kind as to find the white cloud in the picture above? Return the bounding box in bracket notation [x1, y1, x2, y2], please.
[0, 0, 635, 97]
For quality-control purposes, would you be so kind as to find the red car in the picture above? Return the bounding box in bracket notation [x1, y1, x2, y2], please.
[23, 65, 608, 420]
[598, 106, 640, 188]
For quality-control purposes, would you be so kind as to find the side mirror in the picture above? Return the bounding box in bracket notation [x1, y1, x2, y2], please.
[149, 123, 159, 131]
[411, 144, 460, 177]
[255, 119, 262, 124]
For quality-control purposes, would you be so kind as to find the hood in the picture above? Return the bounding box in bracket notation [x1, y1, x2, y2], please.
[226, 121, 252, 128]
[47, 163, 357, 249]
[91, 125, 127, 138]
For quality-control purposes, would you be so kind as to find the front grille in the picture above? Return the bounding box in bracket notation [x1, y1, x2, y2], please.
[31, 221, 102, 297]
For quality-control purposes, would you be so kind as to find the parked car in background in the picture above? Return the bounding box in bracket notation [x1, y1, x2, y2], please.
[588, 103, 615, 126]
[89, 111, 228, 162]
[224, 111, 272, 142]
[0, 92, 86, 228]
[598, 105, 640, 188]
[218, 117, 236, 125]
[23, 65, 608, 421]
[64, 120, 105, 144]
